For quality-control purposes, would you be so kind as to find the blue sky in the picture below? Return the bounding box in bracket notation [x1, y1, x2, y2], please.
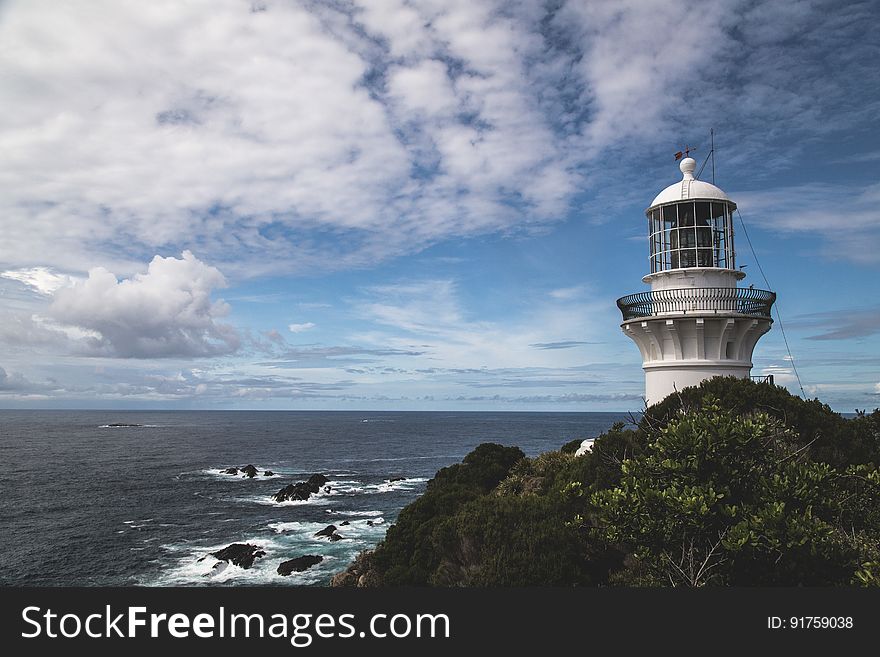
[0, 0, 878, 411]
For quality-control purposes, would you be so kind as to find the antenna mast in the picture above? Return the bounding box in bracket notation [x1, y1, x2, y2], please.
[711, 128, 715, 184]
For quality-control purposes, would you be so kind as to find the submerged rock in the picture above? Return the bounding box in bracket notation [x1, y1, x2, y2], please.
[221, 467, 239, 475]
[272, 473, 329, 503]
[277, 555, 323, 576]
[389, 477, 405, 482]
[210, 543, 266, 569]
[263, 470, 275, 477]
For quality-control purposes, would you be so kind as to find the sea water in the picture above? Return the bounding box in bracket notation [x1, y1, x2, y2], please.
[0, 410, 627, 586]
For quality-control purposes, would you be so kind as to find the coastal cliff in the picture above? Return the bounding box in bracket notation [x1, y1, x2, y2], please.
[331, 377, 880, 587]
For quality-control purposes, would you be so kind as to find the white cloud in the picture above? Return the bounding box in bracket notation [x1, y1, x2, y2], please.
[49, 251, 239, 358]
[0, 267, 75, 295]
[8, 0, 862, 276]
[288, 322, 316, 333]
[353, 278, 617, 372]
[735, 182, 880, 264]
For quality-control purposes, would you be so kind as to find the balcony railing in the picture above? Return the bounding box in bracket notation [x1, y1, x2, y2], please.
[617, 287, 776, 321]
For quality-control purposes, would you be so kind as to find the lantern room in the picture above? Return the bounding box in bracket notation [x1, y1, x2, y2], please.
[645, 157, 737, 276]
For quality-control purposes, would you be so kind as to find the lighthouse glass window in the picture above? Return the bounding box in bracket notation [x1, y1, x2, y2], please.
[649, 202, 732, 272]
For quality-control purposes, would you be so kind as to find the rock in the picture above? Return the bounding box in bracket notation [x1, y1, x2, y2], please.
[366, 521, 374, 527]
[330, 571, 357, 587]
[323, 485, 332, 493]
[273, 482, 312, 502]
[221, 467, 239, 475]
[330, 550, 381, 588]
[389, 477, 405, 482]
[340, 521, 350, 526]
[329, 532, 343, 541]
[240, 464, 258, 478]
[277, 555, 323, 576]
[210, 543, 266, 569]
[314, 525, 337, 538]
[263, 470, 275, 477]
[357, 570, 381, 587]
[272, 474, 329, 503]
[106, 423, 142, 427]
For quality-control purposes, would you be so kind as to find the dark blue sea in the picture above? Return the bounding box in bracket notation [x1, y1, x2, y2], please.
[0, 411, 627, 586]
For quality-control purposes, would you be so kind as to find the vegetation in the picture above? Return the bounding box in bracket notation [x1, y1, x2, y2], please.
[334, 377, 880, 587]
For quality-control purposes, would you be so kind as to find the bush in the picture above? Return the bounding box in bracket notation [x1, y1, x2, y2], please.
[352, 379, 880, 587]
[592, 399, 880, 586]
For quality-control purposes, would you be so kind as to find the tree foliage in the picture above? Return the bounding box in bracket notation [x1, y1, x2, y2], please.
[591, 399, 880, 585]
[347, 378, 880, 587]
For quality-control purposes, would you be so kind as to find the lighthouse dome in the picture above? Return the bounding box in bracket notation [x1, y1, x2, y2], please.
[648, 157, 733, 209]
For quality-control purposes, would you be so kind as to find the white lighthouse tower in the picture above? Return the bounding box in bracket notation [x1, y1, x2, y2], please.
[616, 156, 776, 406]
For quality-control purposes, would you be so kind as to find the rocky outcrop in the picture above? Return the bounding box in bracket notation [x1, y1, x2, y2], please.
[315, 524, 337, 538]
[221, 467, 239, 475]
[209, 543, 265, 569]
[389, 477, 405, 482]
[263, 470, 275, 477]
[240, 464, 258, 478]
[314, 524, 343, 541]
[329, 550, 381, 587]
[277, 555, 323, 576]
[272, 474, 329, 503]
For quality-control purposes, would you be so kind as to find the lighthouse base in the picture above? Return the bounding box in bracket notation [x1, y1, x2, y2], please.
[643, 360, 752, 407]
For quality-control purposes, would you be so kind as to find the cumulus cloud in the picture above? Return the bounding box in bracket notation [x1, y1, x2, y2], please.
[49, 251, 239, 358]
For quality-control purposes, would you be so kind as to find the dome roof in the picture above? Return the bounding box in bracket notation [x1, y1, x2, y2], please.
[648, 157, 733, 209]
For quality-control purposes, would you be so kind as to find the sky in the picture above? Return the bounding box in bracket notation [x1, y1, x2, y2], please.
[0, 0, 878, 411]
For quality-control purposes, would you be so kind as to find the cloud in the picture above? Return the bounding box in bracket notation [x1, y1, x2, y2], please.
[2, 1, 873, 277]
[0, 267, 75, 295]
[735, 182, 880, 265]
[259, 345, 426, 369]
[530, 341, 595, 350]
[0, 365, 61, 398]
[288, 322, 316, 334]
[49, 251, 239, 358]
[790, 307, 880, 341]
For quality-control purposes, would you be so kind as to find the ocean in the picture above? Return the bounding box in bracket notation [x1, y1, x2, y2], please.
[0, 410, 628, 587]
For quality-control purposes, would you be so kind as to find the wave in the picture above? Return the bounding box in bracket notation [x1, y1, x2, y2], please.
[201, 467, 282, 480]
[98, 423, 160, 428]
[328, 477, 429, 495]
[324, 509, 383, 517]
[146, 517, 387, 586]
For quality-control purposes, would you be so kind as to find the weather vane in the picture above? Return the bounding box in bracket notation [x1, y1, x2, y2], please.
[674, 146, 696, 161]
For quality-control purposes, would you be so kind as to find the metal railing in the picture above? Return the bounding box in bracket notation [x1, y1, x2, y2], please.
[617, 287, 776, 321]
[750, 374, 775, 385]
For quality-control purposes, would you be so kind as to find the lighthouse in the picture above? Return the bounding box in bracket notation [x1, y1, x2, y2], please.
[616, 156, 776, 406]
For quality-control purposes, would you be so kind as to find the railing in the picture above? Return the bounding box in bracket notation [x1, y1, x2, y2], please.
[750, 374, 775, 385]
[617, 287, 776, 321]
